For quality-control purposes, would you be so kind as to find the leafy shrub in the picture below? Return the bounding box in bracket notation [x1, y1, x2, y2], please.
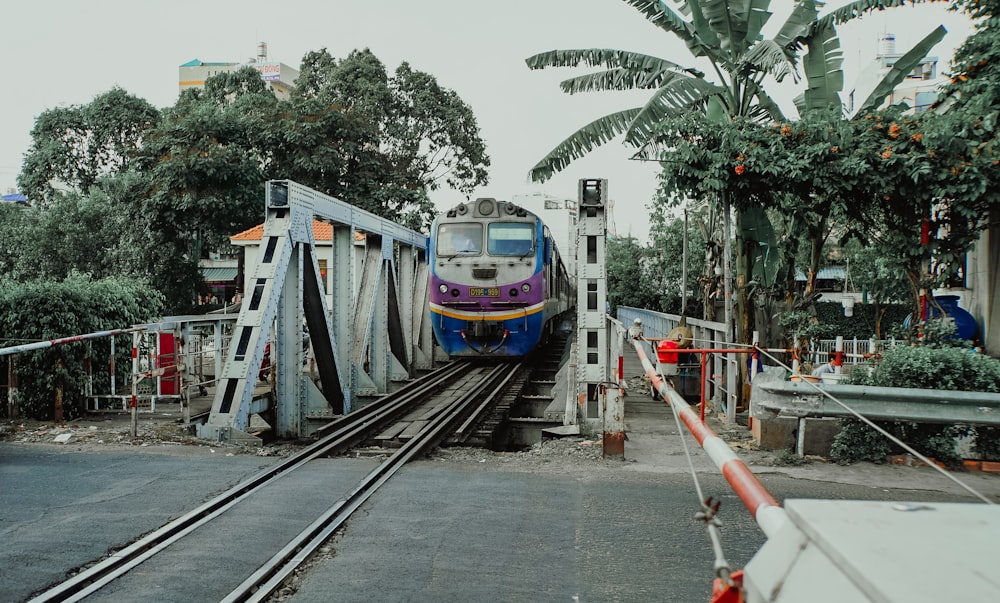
[974, 426, 1000, 462]
[832, 345, 1000, 465]
[0, 273, 163, 420]
[831, 419, 965, 466]
[830, 419, 892, 464]
[848, 344, 1000, 392]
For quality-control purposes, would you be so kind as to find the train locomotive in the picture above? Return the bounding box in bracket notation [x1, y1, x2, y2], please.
[428, 197, 573, 358]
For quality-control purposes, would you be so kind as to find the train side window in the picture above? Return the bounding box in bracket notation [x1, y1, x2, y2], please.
[488, 223, 534, 256]
[437, 223, 483, 256]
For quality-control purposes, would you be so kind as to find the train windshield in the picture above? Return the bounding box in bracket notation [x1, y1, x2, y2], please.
[488, 223, 534, 256]
[436, 223, 483, 256]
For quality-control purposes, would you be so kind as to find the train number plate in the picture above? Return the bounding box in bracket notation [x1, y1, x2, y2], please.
[469, 287, 500, 297]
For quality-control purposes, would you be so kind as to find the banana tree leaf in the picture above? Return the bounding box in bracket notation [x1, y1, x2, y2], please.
[739, 207, 782, 288]
[748, 85, 788, 121]
[742, 0, 774, 48]
[773, 0, 819, 53]
[795, 22, 843, 114]
[623, 0, 696, 44]
[525, 48, 687, 73]
[703, 0, 765, 55]
[686, 0, 724, 51]
[560, 66, 706, 94]
[528, 108, 643, 183]
[741, 39, 797, 83]
[624, 77, 727, 144]
[815, 0, 940, 31]
[853, 25, 947, 116]
[706, 95, 730, 122]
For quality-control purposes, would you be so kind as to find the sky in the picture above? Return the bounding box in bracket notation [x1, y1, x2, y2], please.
[0, 1, 977, 243]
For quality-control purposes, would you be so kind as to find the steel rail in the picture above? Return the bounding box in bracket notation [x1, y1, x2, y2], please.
[27, 361, 472, 603]
[224, 361, 524, 603]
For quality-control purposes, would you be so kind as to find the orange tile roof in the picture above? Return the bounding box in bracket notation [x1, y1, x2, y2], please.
[231, 220, 335, 242]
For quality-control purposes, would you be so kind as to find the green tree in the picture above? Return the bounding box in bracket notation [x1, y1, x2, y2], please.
[136, 72, 270, 311]
[293, 49, 490, 228]
[606, 236, 655, 313]
[646, 211, 706, 315]
[18, 88, 160, 205]
[527, 1, 950, 347]
[0, 173, 153, 285]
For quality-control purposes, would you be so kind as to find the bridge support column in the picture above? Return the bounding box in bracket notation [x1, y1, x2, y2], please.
[575, 178, 609, 432]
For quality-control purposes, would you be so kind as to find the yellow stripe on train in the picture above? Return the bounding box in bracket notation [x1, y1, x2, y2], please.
[430, 302, 545, 321]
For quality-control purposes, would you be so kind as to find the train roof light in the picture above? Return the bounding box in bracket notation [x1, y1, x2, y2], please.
[456, 203, 468, 215]
[475, 198, 496, 216]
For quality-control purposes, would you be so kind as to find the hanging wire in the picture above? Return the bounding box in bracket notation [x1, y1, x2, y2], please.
[662, 375, 735, 587]
[612, 315, 736, 585]
[750, 343, 995, 505]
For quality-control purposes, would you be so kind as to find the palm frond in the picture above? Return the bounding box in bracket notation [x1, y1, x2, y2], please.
[815, 0, 938, 32]
[622, 0, 695, 43]
[528, 108, 643, 183]
[796, 22, 844, 113]
[740, 39, 797, 83]
[853, 25, 947, 116]
[624, 77, 726, 145]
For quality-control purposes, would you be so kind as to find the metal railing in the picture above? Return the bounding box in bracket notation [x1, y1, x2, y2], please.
[616, 306, 738, 421]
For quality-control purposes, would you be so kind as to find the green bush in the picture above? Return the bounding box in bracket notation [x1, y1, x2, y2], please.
[974, 426, 1000, 462]
[849, 345, 1000, 392]
[830, 419, 891, 464]
[831, 419, 965, 467]
[0, 273, 163, 420]
[832, 345, 1000, 465]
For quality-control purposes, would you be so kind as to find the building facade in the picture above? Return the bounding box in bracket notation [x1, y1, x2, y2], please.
[179, 42, 298, 100]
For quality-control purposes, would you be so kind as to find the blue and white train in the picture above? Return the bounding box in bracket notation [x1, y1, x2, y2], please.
[428, 198, 573, 357]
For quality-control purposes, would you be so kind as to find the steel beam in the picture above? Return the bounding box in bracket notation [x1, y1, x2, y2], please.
[201, 180, 428, 442]
[752, 368, 1000, 426]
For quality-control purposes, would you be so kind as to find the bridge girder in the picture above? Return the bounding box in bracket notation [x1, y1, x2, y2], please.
[199, 181, 432, 444]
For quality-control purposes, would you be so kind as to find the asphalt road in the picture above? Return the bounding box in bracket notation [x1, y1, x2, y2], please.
[2, 441, 993, 603]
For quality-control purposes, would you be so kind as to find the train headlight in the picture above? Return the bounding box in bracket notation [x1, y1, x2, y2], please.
[521, 283, 531, 293]
[439, 284, 448, 293]
[509, 288, 518, 297]
[451, 288, 460, 297]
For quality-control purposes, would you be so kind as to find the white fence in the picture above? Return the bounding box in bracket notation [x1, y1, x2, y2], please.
[807, 338, 897, 367]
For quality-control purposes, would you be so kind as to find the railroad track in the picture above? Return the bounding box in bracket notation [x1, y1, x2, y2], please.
[27, 359, 523, 603]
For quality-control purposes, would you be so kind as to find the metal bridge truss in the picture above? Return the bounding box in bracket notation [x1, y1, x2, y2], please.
[198, 180, 433, 444]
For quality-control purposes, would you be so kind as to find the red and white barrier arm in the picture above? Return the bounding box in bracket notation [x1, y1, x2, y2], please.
[632, 339, 789, 538]
[0, 328, 138, 358]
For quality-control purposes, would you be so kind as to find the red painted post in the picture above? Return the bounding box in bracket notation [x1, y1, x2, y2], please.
[54, 359, 64, 424]
[700, 352, 708, 422]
